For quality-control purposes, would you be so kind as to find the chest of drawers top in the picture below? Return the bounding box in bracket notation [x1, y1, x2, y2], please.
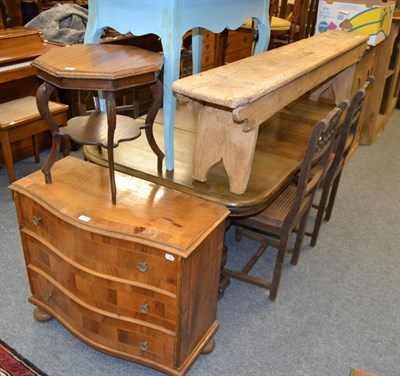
[10, 156, 229, 257]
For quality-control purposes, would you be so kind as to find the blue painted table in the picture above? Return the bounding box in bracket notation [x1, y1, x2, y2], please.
[84, 0, 270, 170]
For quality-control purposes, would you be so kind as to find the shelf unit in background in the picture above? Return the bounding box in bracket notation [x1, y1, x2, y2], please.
[360, 16, 400, 145]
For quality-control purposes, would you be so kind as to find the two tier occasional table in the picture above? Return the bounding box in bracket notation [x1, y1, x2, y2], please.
[32, 44, 164, 204]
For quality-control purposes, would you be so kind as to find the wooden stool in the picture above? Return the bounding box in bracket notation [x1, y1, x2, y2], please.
[0, 96, 68, 184]
[32, 44, 164, 204]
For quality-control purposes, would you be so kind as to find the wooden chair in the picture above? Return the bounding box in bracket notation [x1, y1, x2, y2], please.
[0, 96, 69, 184]
[227, 101, 348, 301]
[309, 76, 375, 246]
[270, 0, 319, 48]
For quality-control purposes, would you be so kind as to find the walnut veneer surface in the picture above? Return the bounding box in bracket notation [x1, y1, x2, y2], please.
[10, 156, 229, 375]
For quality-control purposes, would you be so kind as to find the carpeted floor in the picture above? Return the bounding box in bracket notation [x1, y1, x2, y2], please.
[0, 110, 399, 376]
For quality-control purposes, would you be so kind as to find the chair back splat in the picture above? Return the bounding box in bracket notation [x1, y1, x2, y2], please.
[228, 101, 348, 301]
[309, 76, 375, 246]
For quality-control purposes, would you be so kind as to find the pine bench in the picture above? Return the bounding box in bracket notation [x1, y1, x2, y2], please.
[172, 30, 369, 194]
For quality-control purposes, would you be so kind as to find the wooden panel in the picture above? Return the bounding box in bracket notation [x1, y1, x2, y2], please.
[177, 222, 225, 365]
[2, 0, 22, 27]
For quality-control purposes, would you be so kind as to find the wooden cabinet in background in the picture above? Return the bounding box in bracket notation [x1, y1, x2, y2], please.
[181, 26, 256, 77]
[360, 17, 400, 145]
[222, 29, 255, 64]
[11, 157, 229, 376]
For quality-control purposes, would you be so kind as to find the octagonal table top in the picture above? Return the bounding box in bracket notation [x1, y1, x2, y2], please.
[32, 44, 164, 91]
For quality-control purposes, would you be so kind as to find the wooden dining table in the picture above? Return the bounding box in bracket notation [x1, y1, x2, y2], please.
[82, 97, 336, 218]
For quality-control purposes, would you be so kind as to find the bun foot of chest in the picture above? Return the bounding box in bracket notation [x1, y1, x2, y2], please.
[33, 306, 53, 322]
[201, 338, 216, 355]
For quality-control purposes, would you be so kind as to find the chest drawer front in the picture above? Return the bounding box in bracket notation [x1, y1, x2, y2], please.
[30, 270, 176, 368]
[25, 234, 177, 331]
[19, 195, 179, 294]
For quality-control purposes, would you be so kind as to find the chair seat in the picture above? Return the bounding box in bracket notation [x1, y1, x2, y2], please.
[271, 16, 291, 31]
[241, 18, 254, 29]
[238, 184, 313, 235]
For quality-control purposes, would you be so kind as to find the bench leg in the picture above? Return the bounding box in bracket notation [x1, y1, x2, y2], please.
[224, 121, 259, 195]
[193, 105, 259, 194]
[193, 105, 228, 182]
[309, 64, 356, 104]
[1, 131, 16, 184]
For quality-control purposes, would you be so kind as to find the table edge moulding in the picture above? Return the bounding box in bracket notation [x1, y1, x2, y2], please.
[172, 30, 369, 195]
[10, 156, 229, 376]
[84, 0, 271, 171]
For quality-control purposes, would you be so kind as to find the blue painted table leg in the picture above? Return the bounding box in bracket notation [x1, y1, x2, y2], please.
[253, 20, 269, 54]
[192, 28, 203, 74]
[161, 38, 182, 171]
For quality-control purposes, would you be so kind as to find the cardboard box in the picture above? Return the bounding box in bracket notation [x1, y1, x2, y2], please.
[315, 0, 396, 46]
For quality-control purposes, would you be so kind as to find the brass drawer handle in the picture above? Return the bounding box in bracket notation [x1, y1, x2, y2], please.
[139, 304, 149, 314]
[43, 293, 52, 302]
[32, 216, 42, 226]
[140, 341, 149, 351]
[137, 262, 148, 273]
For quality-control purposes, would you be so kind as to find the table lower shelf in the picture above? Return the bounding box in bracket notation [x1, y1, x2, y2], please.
[62, 112, 142, 148]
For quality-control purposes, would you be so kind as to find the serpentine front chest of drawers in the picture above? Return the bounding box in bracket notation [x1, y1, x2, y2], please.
[10, 156, 229, 375]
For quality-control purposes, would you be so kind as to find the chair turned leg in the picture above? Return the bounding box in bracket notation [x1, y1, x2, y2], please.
[234, 225, 243, 241]
[291, 208, 311, 265]
[325, 172, 342, 221]
[269, 234, 289, 301]
[310, 179, 331, 247]
[61, 135, 71, 157]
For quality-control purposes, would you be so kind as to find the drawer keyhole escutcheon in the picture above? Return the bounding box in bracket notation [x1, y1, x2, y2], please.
[137, 262, 148, 273]
[140, 341, 149, 351]
[43, 293, 52, 302]
[139, 304, 149, 314]
[32, 216, 42, 226]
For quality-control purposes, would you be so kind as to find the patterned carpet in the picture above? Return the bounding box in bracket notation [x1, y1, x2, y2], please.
[0, 339, 47, 376]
